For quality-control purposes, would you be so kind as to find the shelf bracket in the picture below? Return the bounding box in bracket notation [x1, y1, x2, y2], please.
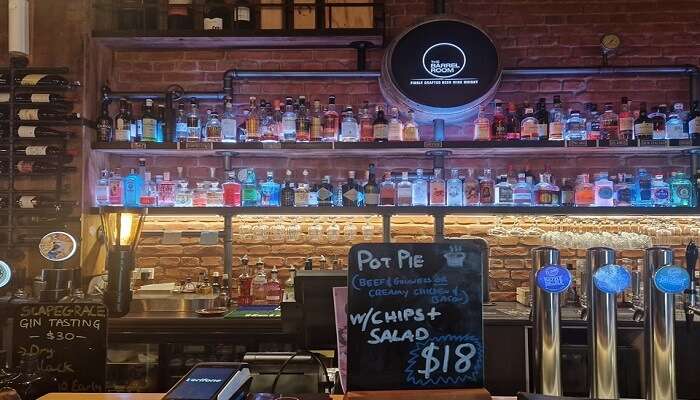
[223, 213, 233, 277]
[426, 150, 452, 172]
[433, 213, 445, 243]
[351, 41, 373, 71]
[382, 214, 391, 243]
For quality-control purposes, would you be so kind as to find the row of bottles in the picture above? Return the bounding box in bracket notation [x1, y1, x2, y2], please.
[95, 159, 697, 208]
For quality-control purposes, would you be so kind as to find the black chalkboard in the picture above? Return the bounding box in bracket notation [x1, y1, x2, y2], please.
[13, 303, 108, 392]
[347, 242, 485, 392]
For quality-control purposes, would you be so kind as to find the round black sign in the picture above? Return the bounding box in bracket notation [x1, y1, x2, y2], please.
[380, 17, 501, 122]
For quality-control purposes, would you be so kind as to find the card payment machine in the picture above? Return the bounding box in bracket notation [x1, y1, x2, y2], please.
[163, 362, 252, 400]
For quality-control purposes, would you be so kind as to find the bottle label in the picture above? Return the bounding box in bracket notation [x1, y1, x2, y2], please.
[310, 118, 322, 140]
[221, 119, 237, 139]
[474, 122, 490, 140]
[521, 123, 537, 139]
[318, 187, 332, 202]
[16, 161, 34, 173]
[31, 94, 51, 103]
[561, 190, 574, 205]
[243, 188, 258, 202]
[634, 122, 653, 137]
[678, 186, 691, 200]
[403, 126, 419, 141]
[548, 121, 564, 139]
[690, 117, 700, 135]
[598, 186, 614, 200]
[373, 125, 388, 140]
[20, 74, 47, 86]
[0, 93, 9, 102]
[19, 195, 36, 208]
[497, 188, 513, 203]
[17, 126, 37, 138]
[142, 118, 157, 141]
[18, 109, 39, 120]
[343, 188, 358, 202]
[365, 193, 379, 205]
[24, 146, 47, 155]
[397, 187, 412, 201]
[236, 7, 251, 22]
[535, 190, 550, 205]
[616, 188, 631, 204]
[620, 116, 634, 132]
[115, 128, 130, 142]
[666, 123, 685, 139]
[536, 123, 547, 138]
[465, 183, 479, 204]
[653, 188, 670, 201]
[204, 18, 223, 30]
[479, 183, 493, 203]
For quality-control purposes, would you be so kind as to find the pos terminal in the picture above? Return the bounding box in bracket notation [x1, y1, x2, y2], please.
[162, 362, 253, 400]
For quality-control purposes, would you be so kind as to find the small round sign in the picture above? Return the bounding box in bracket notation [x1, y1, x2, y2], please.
[593, 264, 632, 294]
[535, 264, 572, 293]
[0, 260, 11, 289]
[39, 231, 77, 262]
[653, 265, 690, 294]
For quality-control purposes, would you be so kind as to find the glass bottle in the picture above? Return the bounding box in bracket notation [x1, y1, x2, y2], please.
[128, 102, 139, 141]
[505, 102, 520, 140]
[535, 98, 549, 140]
[186, 98, 201, 142]
[518, 107, 537, 140]
[123, 168, 144, 207]
[204, 0, 230, 30]
[549, 175, 561, 206]
[205, 110, 222, 142]
[322, 95, 339, 142]
[380, 172, 396, 206]
[139, 172, 158, 207]
[403, 110, 420, 141]
[600, 103, 619, 140]
[670, 172, 694, 207]
[650, 104, 667, 139]
[174, 101, 188, 142]
[296, 96, 311, 142]
[584, 103, 600, 140]
[388, 106, 404, 141]
[689, 100, 700, 139]
[114, 98, 131, 142]
[294, 170, 310, 207]
[260, 170, 281, 207]
[233, 0, 253, 30]
[491, 102, 507, 141]
[397, 171, 413, 206]
[560, 178, 574, 207]
[412, 168, 428, 206]
[342, 171, 359, 207]
[245, 97, 260, 142]
[634, 168, 653, 207]
[446, 169, 463, 206]
[242, 169, 259, 207]
[548, 95, 565, 140]
[141, 99, 158, 142]
[574, 174, 594, 206]
[473, 105, 491, 141]
[429, 168, 446, 206]
[634, 102, 653, 140]
[613, 173, 634, 207]
[359, 101, 374, 142]
[221, 98, 237, 142]
[593, 172, 614, 207]
[157, 104, 166, 143]
[251, 258, 268, 305]
[463, 168, 479, 205]
[619, 97, 634, 140]
[95, 170, 110, 206]
[157, 171, 176, 207]
[280, 97, 296, 142]
[564, 110, 587, 140]
[310, 99, 323, 142]
[317, 176, 334, 207]
[534, 173, 553, 206]
[479, 168, 495, 205]
[175, 180, 193, 207]
[206, 168, 223, 206]
[222, 171, 241, 207]
[96, 102, 113, 143]
[341, 106, 360, 142]
[373, 105, 389, 142]
[283, 266, 296, 302]
[281, 170, 295, 207]
[650, 174, 670, 207]
[192, 182, 208, 207]
[264, 266, 282, 305]
[666, 103, 687, 139]
[495, 175, 513, 206]
[512, 173, 533, 206]
[363, 164, 380, 207]
[237, 255, 253, 306]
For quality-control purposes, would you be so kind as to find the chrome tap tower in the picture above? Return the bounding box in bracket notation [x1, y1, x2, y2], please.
[585, 247, 619, 399]
[530, 246, 562, 396]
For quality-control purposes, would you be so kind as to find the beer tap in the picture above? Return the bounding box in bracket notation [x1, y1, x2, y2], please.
[685, 241, 700, 327]
[629, 266, 645, 322]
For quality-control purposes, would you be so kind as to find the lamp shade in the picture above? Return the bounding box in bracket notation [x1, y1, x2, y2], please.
[100, 208, 146, 251]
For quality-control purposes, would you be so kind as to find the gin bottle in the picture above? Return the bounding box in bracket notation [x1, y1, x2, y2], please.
[412, 168, 428, 206]
[237, 255, 253, 306]
[242, 169, 259, 207]
[666, 103, 687, 139]
[479, 169, 495, 205]
[139, 172, 158, 207]
[473, 105, 491, 141]
[512, 173, 532, 206]
[157, 171, 176, 207]
[564, 110, 586, 141]
[613, 173, 634, 207]
[600, 103, 619, 140]
[585, 103, 600, 140]
[260, 170, 281, 207]
[651, 174, 670, 207]
[494, 175, 513, 206]
[340, 106, 360, 142]
[574, 174, 594, 207]
[670, 172, 694, 207]
[548, 95, 564, 140]
[123, 168, 144, 207]
[265, 266, 282, 305]
[222, 171, 241, 207]
[322, 96, 339, 142]
[464, 168, 479, 205]
[446, 169, 463, 206]
[396, 172, 413, 206]
[318, 176, 334, 207]
[593, 172, 614, 207]
[403, 110, 420, 141]
[294, 170, 310, 207]
[251, 258, 268, 305]
[221, 98, 237, 142]
[109, 171, 124, 206]
[388, 106, 404, 141]
[95, 170, 110, 206]
[634, 168, 653, 206]
[281, 97, 297, 142]
[342, 171, 359, 207]
[429, 168, 446, 206]
[175, 181, 193, 207]
[192, 182, 208, 207]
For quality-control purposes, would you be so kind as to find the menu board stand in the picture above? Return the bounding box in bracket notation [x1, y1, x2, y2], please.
[345, 388, 492, 400]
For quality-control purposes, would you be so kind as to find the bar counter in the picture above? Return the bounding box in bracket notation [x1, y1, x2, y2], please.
[39, 394, 516, 400]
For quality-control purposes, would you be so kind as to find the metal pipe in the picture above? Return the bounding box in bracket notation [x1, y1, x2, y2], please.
[585, 247, 619, 399]
[223, 215, 233, 277]
[644, 246, 677, 400]
[382, 214, 391, 243]
[105, 91, 225, 101]
[530, 246, 562, 396]
[502, 65, 699, 77]
[433, 214, 445, 242]
[433, 0, 445, 14]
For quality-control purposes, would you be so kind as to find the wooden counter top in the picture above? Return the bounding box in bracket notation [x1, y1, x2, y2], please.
[39, 394, 515, 400]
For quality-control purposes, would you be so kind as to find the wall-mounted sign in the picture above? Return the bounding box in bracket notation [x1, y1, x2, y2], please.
[39, 231, 77, 262]
[380, 16, 502, 123]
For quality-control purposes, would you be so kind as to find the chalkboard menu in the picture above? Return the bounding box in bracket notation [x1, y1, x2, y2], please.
[347, 242, 485, 392]
[13, 303, 108, 392]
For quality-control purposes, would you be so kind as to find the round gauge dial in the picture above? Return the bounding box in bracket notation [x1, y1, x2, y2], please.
[601, 34, 621, 51]
[39, 231, 77, 262]
[0, 261, 11, 288]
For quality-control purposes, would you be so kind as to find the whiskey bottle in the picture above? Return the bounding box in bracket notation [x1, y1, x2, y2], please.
[363, 164, 380, 206]
[233, 0, 254, 30]
[251, 258, 268, 305]
[281, 169, 295, 207]
[96, 102, 112, 143]
[204, 0, 230, 30]
[318, 175, 334, 207]
[281, 97, 297, 142]
[168, 0, 194, 30]
[237, 255, 253, 306]
[342, 171, 359, 207]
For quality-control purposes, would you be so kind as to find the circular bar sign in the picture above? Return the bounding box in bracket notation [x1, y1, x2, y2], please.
[593, 264, 632, 294]
[380, 16, 502, 122]
[653, 265, 690, 294]
[535, 264, 572, 293]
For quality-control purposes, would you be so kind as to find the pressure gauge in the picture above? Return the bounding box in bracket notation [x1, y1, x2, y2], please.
[0, 260, 11, 289]
[601, 34, 621, 52]
[39, 231, 77, 262]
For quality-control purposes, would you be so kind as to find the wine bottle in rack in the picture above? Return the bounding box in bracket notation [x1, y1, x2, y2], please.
[0, 195, 75, 209]
[14, 215, 66, 226]
[0, 160, 77, 174]
[15, 126, 73, 138]
[6, 145, 67, 156]
[0, 92, 68, 104]
[10, 74, 80, 88]
[15, 108, 80, 121]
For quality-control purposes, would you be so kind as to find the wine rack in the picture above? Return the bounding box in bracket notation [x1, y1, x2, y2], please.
[0, 58, 82, 257]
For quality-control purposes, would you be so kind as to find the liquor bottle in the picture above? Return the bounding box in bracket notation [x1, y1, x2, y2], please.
[650, 105, 667, 139]
[123, 168, 144, 207]
[168, 0, 194, 30]
[244, 97, 260, 142]
[341, 106, 360, 142]
[613, 173, 634, 207]
[651, 174, 670, 207]
[241, 169, 258, 207]
[491, 102, 508, 141]
[221, 98, 237, 142]
[192, 182, 209, 207]
[535, 98, 549, 140]
[549, 175, 561, 206]
[156, 104, 166, 142]
[111, 99, 129, 142]
[593, 173, 614, 206]
[520, 108, 538, 140]
[402, 169, 425, 207]
[378, 172, 396, 206]
[175, 180, 193, 207]
[184, 98, 200, 142]
[428, 168, 446, 206]
[310, 99, 323, 142]
[574, 174, 594, 207]
[600, 103, 619, 140]
[584, 103, 600, 140]
[462, 168, 479, 205]
[12, 73, 79, 88]
[505, 102, 520, 140]
[342, 171, 359, 207]
[363, 164, 380, 207]
[295, 96, 311, 142]
[619, 97, 634, 140]
[534, 173, 553, 206]
[689, 101, 700, 139]
[512, 173, 532, 206]
[14, 108, 79, 121]
[96, 103, 112, 143]
[666, 103, 687, 139]
[322, 96, 339, 142]
[312, 175, 332, 207]
[282, 266, 296, 302]
[233, 0, 253, 30]
[280, 170, 295, 207]
[95, 170, 110, 206]
[201, 108, 212, 140]
[479, 169, 495, 205]
[221, 171, 241, 207]
[634, 168, 653, 206]
[396, 171, 413, 206]
[251, 258, 268, 305]
[258, 100, 273, 142]
[402, 110, 420, 141]
[172, 102, 187, 142]
[634, 103, 653, 140]
[373, 105, 389, 142]
[10, 145, 65, 156]
[109, 171, 123, 205]
[560, 178, 574, 207]
[237, 256, 253, 306]
[473, 105, 491, 141]
[127, 102, 139, 141]
[157, 171, 176, 207]
[387, 107, 404, 141]
[281, 97, 297, 142]
[207, 179, 224, 207]
[670, 172, 694, 207]
[259, 170, 280, 207]
[359, 101, 374, 142]
[139, 172, 158, 207]
[548, 95, 565, 140]
[264, 266, 282, 304]
[493, 175, 512, 206]
[14, 126, 70, 139]
[203, 110, 221, 142]
[139, 99, 157, 142]
[294, 170, 310, 207]
[445, 169, 463, 206]
[204, 0, 230, 30]
[564, 110, 587, 141]
[308, 180, 319, 207]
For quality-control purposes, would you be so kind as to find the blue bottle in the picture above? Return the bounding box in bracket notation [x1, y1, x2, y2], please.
[260, 170, 281, 207]
[123, 168, 144, 207]
[670, 172, 695, 207]
[634, 168, 653, 207]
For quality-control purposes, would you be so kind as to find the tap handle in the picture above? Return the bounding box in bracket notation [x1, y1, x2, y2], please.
[685, 240, 698, 281]
[633, 307, 645, 323]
